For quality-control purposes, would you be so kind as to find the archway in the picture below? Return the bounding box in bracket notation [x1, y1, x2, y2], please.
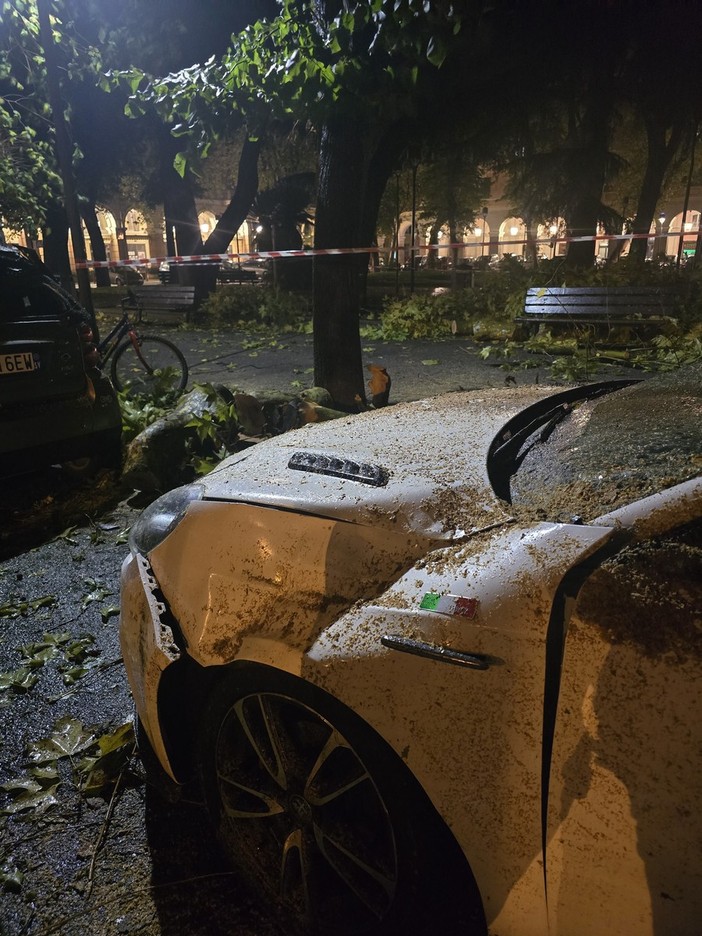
[536, 217, 567, 259]
[499, 217, 527, 258]
[667, 209, 700, 261]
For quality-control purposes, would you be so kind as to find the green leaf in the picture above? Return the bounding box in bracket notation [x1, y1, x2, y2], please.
[128, 70, 144, 93]
[0, 666, 39, 694]
[426, 35, 447, 68]
[421, 359, 440, 366]
[0, 595, 56, 618]
[1, 765, 60, 815]
[0, 860, 24, 893]
[61, 665, 93, 685]
[76, 723, 135, 796]
[25, 717, 95, 763]
[81, 579, 112, 609]
[100, 606, 120, 623]
[173, 151, 188, 178]
[56, 525, 79, 544]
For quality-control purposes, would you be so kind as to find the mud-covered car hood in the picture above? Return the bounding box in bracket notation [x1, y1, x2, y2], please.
[199, 387, 558, 541]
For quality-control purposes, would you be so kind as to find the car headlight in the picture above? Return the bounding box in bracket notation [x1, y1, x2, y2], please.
[129, 484, 204, 555]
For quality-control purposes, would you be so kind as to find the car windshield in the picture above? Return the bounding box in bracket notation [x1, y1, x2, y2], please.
[497, 364, 702, 522]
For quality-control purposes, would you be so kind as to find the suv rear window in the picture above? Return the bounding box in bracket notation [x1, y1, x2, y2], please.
[2, 281, 73, 323]
[0, 247, 85, 324]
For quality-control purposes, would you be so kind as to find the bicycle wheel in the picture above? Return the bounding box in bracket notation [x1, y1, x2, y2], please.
[110, 334, 188, 396]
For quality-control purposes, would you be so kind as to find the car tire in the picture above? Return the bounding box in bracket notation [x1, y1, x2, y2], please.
[60, 455, 101, 478]
[196, 665, 484, 936]
[60, 438, 122, 478]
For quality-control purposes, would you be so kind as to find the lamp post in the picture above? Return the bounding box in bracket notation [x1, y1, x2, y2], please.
[410, 157, 419, 294]
[657, 212, 666, 260]
[395, 171, 401, 295]
[677, 122, 698, 269]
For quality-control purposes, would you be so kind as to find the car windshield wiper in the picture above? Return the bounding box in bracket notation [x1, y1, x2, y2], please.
[491, 402, 573, 476]
[488, 379, 640, 502]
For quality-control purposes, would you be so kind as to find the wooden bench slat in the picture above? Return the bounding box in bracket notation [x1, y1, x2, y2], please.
[525, 304, 671, 315]
[519, 285, 679, 335]
[527, 286, 678, 296]
[132, 286, 197, 322]
[525, 292, 674, 302]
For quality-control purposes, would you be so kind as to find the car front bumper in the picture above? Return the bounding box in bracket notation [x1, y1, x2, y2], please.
[119, 552, 182, 780]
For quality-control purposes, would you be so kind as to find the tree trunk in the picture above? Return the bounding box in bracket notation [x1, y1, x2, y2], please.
[159, 152, 209, 299]
[81, 204, 111, 287]
[426, 223, 440, 268]
[565, 94, 612, 270]
[358, 124, 411, 294]
[313, 118, 367, 409]
[42, 204, 73, 288]
[203, 137, 260, 255]
[37, 0, 93, 318]
[628, 116, 683, 264]
[159, 129, 202, 259]
[163, 180, 201, 258]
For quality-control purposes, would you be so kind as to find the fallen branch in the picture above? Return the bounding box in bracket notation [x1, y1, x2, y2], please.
[85, 742, 136, 898]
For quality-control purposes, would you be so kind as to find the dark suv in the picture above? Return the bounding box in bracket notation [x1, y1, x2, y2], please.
[0, 245, 122, 477]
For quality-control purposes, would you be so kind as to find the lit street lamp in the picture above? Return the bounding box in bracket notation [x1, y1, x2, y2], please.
[657, 212, 666, 259]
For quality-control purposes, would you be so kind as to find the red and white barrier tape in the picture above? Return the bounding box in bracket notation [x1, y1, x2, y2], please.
[76, 247, 379, 270]
[75, 231, 695, 270]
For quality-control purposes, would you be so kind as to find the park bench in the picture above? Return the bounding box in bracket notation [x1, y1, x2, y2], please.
[516, 286, 680, 340]
[132, 285, 197, 323]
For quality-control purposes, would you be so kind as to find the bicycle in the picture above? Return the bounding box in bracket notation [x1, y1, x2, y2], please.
[96, 291, 189, 396]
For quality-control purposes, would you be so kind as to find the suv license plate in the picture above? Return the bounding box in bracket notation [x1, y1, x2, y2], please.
[0, 352, 40, 375]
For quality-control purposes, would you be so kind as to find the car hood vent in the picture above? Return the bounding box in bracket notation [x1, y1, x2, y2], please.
[288, 451, 388, 486]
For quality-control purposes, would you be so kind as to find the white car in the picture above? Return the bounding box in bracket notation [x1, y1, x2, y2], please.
[120, 367, 702, 936]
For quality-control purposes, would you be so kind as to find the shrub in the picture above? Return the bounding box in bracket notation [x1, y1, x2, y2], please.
[199, 286, 311, 329]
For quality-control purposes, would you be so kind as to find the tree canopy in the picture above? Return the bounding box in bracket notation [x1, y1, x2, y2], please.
[3, 0, 702, 404]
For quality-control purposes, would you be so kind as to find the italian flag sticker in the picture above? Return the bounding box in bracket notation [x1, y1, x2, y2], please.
[420, 593, 479, 618]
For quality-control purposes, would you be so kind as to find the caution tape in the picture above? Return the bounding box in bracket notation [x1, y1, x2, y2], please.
[74, 231, 693, 271]
[75, 247, 380, 270]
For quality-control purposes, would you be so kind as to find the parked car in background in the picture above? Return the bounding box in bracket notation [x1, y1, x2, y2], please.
[159, 259, 259, 284]
[109, 264, 144, 287]
[120, 366, 701, 935]
[216, 260, 258, 284]
[0, 245, 122, 477]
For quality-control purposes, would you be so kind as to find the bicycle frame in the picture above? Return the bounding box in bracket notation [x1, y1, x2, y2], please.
[97, 300, 154, 375]
[96, 314, 131, 366]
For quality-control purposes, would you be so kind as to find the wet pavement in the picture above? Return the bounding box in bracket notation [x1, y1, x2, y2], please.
[0, 504, 284, 936]
[141, 325, 551, 402]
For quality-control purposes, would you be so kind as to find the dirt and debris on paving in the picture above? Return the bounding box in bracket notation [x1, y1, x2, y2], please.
[0, 477, 284, 936]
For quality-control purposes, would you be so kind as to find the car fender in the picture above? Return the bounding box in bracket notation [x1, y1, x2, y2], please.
[148, 499, 435, 667]
[303, 520, 615, 936]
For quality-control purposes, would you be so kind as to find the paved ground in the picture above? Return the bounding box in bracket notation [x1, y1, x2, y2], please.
[145, 325, 558, 403]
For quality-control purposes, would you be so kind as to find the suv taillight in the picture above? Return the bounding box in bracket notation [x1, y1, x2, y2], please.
[79, 322, 101, 367]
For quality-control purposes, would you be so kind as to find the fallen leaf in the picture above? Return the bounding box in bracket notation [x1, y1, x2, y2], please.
[76, 722, 136, 795]
[1, 765, 60, 815]
[367, 364, 392, 408]
[0, 666, 39, 694]
[25, 716, 96, 763]
[81, 579, 112, 610]
[0, 859, 24, 893]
